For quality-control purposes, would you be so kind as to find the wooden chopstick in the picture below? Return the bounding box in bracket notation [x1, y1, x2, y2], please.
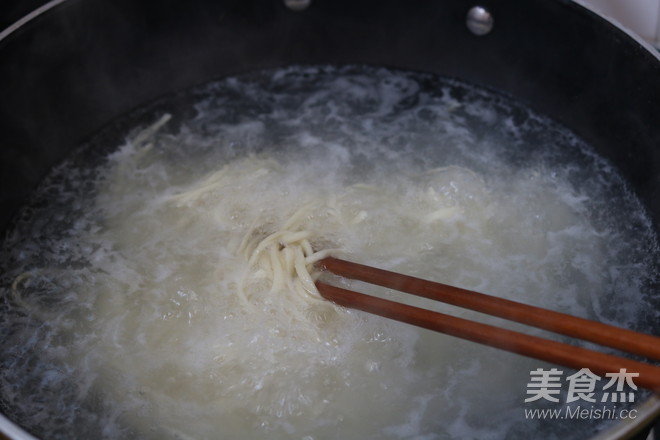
[318, 257, 660, 360]
[315, 257, 660, 393]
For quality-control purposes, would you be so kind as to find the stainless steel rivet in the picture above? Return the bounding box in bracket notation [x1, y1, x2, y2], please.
[466, 6, 494, 36]
[284, 0, 311, 11]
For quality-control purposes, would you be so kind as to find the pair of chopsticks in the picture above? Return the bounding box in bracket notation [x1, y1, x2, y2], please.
[315, 257, 660, 393]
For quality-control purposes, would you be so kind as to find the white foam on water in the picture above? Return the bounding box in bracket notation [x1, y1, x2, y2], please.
[0, 65, 658, 439]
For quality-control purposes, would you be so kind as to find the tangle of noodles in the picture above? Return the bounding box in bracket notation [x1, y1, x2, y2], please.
[169, 177, 337, 325]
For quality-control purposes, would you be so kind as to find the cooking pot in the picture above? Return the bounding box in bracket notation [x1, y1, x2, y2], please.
[0, 0, 659, 438]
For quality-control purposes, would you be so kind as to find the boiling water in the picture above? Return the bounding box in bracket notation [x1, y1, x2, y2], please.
[1, 66, 658, 439]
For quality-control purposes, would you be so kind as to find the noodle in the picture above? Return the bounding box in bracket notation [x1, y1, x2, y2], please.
[168, 164, 334, 303]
